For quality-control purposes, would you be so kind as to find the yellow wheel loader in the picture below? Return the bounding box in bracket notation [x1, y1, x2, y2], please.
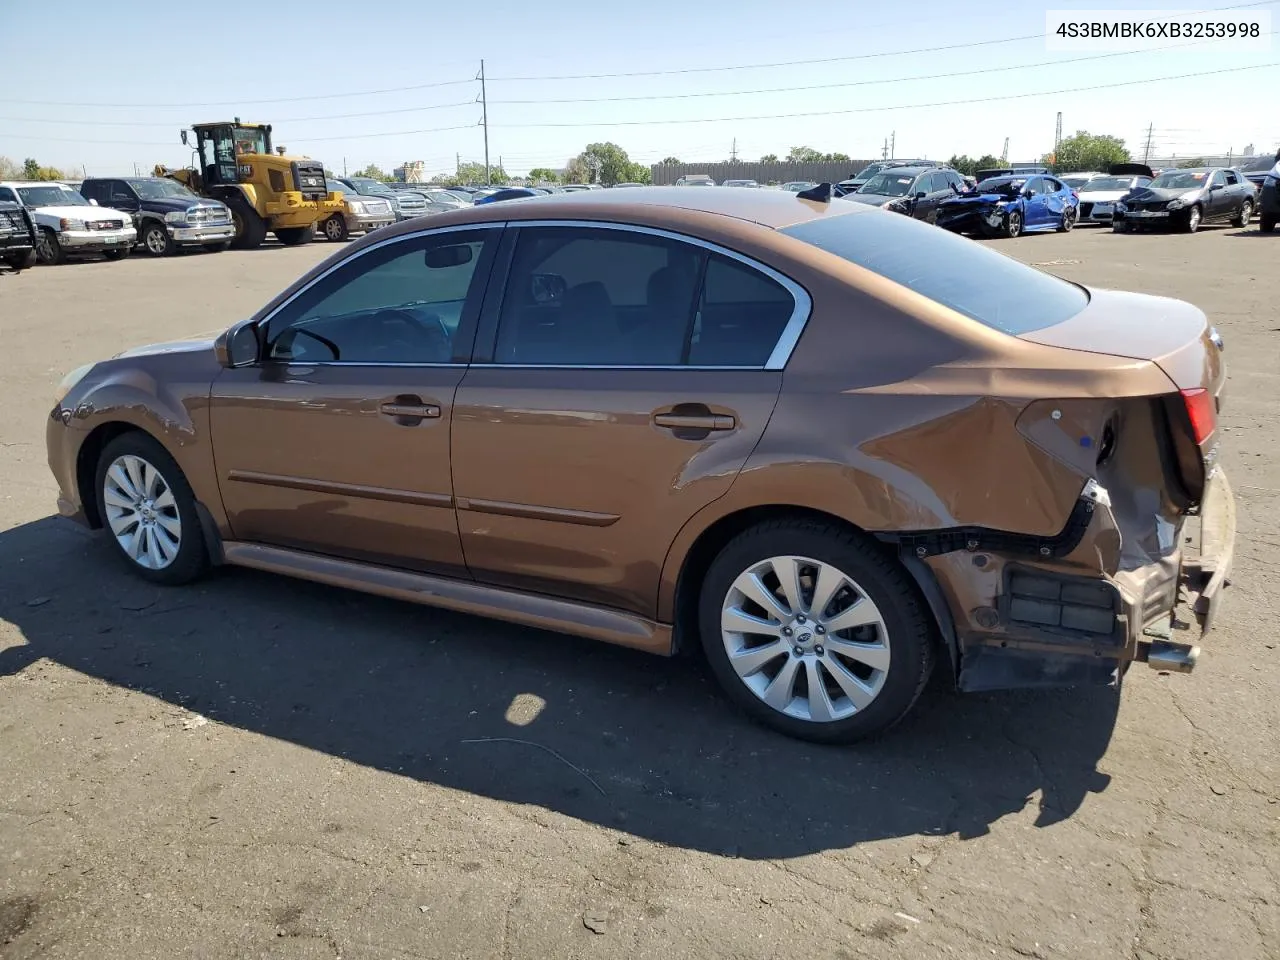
[155, 120, 343, 249]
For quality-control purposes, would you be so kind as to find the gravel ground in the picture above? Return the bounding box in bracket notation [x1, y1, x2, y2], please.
[1, 225, 1277, 960]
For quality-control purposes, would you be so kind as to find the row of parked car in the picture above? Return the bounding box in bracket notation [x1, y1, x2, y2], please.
[0, 175, 588, 272]
[667, 156, 1280, 238]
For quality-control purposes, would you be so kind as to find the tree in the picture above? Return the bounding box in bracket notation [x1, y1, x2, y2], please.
[567, 142, 648, 186]
[787, 146, 823, 162]
[1178, 157, 1208, 169]
[352, 163, 393, 181]
[0, 156, 21, 179]
[527, 167, 560, 183]
[760, 154, 779, 163]
[824, 152, 850, 162]
[947, 154, 976, 176]
[1042, 131, 1128, 173]
[659, 156, 681, 165]
[23, 158, 40, 179]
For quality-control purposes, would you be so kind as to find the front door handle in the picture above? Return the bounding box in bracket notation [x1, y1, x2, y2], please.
[379, 396, 441, 424]
[654, 412, 736, 431]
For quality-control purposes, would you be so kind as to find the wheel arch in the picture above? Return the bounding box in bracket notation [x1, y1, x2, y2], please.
[75, 419, 225, 564]
[665, 503, 954, 673]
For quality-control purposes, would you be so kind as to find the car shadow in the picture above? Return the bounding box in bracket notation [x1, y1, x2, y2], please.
[0, 516, 1119, 859]
[1224, 228, 1275, 238]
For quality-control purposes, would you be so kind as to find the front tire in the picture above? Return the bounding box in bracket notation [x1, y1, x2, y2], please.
[1004, 210, 1023, 238]
[1113, 221, 1128, 233]
[322, 214, 349, 242]
[274, 226, 313, 246]
[1234, 200, 1253, 228]
[35, 228, 65, 265]
[227, 194, 267, 250]
[1261, 213, 1277, 233]
[1181, 204, 1202, 233]
[94, 432, 208, 586]
[3, 249, 36, 271]
[142, 221, 175, 256]
[102, 248, 131, 261]
[697, 519, 935, 743]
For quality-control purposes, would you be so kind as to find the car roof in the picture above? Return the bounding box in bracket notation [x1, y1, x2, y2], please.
[867, 166, 934, 177]
[371, 185, 870, 236]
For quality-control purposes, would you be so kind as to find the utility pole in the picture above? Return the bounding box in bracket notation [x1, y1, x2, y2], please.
[1054, 111, 1063, 161]
[343, 156, 348, 176]
[1142, 123, 1154, 164]
[731, 137, 737, 162]
[456, 152, 460, 178]
[881, 138, 888, 160]
[1001, 137, 1009, 162]
[890, 131, 895, 159]
[477, 59, 491, 186]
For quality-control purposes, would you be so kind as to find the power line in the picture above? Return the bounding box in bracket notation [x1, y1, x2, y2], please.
[2, 76, 477, 109]
[0, 100, 479, 128]
[496, 62, 1280, 129]
[485, 0, 1276, 82]
[488, 34, 1041, 82]
[488, 33, 1279, 105]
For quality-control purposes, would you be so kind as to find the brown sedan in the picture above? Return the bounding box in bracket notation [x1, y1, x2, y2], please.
[46, 187, 1236, 742]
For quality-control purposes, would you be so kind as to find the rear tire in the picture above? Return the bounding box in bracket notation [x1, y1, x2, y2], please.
[142, 221, 175, 257]
[94, 432, 209, 586]
[1234, 200, 1253, 228]
[274, 227, 313, 246]
[227, 194, 267, 250]
[697, 519, 935, 744]
[1057, 206, 1076, 232]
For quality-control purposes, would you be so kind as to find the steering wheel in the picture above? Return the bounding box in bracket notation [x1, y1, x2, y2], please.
[377, 309, 453, 361]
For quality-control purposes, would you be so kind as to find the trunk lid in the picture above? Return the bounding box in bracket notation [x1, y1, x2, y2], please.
[1017, 287, 1223, 396]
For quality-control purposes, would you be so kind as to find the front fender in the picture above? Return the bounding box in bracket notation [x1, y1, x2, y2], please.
[53, 362, 224, 534]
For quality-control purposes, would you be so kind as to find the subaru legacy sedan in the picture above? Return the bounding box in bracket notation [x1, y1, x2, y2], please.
[47, 188, 1234, 743]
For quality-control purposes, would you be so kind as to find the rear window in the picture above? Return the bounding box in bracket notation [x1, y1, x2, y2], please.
[780, 211, 1089, 336]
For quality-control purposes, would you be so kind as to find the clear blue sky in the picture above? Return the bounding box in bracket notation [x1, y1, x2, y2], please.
[4, 0, 1277, 178]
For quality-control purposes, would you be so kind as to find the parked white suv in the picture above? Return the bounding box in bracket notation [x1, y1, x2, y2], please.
[0, 181, 137, 264]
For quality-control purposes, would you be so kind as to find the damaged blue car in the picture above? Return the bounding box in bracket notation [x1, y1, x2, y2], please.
[936, 173, 1078, 238]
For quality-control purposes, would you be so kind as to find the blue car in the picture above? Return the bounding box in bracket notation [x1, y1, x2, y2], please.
[936, 173, 1078, 238]
[474, 187, 542, 205]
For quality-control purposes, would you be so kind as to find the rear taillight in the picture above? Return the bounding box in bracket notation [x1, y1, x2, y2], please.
[1180, 388, 1216, 444]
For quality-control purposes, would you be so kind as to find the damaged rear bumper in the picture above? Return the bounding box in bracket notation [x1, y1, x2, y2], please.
[1134, 467, 1236, 672]
[916, 468, 1236, 692]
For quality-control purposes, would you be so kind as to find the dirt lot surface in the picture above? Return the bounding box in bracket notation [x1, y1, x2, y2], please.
[1, 225, 1277, 960]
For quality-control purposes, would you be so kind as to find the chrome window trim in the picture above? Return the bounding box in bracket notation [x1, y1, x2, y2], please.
[253, 221, 506, 366]
[504, 219, 812, 372]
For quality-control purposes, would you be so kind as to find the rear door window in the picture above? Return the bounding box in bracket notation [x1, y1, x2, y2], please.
[781, 211, 1088, 335]
[691, 255, 796, 366]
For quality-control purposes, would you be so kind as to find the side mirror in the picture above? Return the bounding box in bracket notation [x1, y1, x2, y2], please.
[214, 320, 260, 368]
[914, 191, 927, 200]
[88, 198, 99, 206]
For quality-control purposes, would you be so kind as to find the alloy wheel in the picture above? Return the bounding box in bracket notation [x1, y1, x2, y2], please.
[1188, 205, 1201, 232]
[102, 454, 182, 570]
[720, 555, 891, 723]
[145, 225, 168, 255]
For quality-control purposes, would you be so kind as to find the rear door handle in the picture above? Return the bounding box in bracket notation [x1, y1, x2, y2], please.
[653, 413, 736, 431]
